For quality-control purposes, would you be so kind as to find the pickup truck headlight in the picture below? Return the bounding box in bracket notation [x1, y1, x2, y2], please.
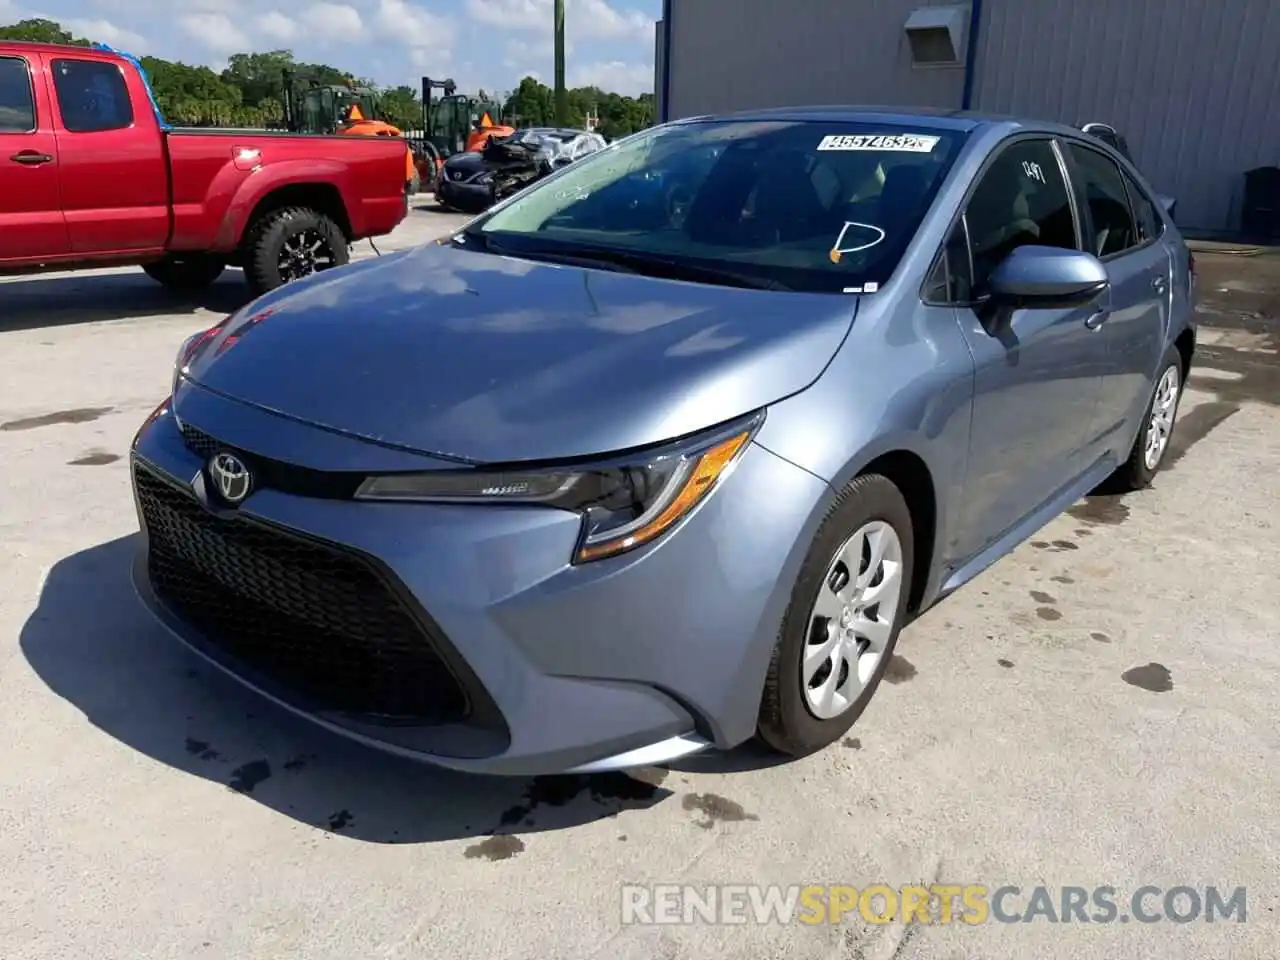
[355, 412, 763, 563]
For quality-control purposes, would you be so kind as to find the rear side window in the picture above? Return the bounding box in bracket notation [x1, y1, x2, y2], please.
[964, 138, 1078, 296]
[1066, 143, 1138, 257]
[0, 56, 35, 133]
[52, 59, 134, 133]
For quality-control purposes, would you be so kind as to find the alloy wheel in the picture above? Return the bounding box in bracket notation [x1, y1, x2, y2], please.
[802, 520, 905, 720]
[1144, 364, 1180, 470]
[278, 227, 339, 283]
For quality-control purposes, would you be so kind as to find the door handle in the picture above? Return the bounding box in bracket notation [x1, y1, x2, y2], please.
[1084, 310, 1109, 330]
[9, 151, 53, 165]
[1151, 276, 1168, 294]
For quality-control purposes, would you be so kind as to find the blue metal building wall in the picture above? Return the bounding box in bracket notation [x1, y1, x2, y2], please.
[659, 0, 1280, 233]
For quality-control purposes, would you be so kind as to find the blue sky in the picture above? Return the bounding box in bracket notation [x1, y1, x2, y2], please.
[0, 0, 662, 95]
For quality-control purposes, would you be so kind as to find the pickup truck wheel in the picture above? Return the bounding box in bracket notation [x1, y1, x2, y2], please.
[142, 255, 225, 291]
[244, 206, 349, 296]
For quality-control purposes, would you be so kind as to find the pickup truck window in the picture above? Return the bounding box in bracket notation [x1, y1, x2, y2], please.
[0, 56, 35, 133]
[51, 59, 133, 134]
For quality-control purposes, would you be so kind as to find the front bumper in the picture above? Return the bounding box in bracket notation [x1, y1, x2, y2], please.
[129, 387, 828, 775]
[435, 177, 493, 213]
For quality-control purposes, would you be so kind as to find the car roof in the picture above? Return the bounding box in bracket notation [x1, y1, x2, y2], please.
[675, 104, 1082, 138]
[0, 40, 122, 60]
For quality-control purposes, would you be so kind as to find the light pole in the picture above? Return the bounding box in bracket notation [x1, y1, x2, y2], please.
[553, 0, 568, 125]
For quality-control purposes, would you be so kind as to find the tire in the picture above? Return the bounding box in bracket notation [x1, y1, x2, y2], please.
[757, 474, 915, 758]
[1108, 345, 1184, 491]
[242, 206, 349, 297]
[407, 170, 422, 196]
[142, 254, 225, 291]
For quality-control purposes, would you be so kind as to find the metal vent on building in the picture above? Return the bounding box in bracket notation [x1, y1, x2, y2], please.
[904, 5, 968, 67]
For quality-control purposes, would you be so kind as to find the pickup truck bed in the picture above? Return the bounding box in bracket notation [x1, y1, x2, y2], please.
[0, 42, 410, 294]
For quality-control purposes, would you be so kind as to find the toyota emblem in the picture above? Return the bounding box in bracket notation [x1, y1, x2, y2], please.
[208, 451, 252, 504]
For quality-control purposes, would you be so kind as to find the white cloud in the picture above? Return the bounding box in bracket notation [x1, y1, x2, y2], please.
[62, 16, 150, 51]
[372, 0, 457, 68]
[465, 0, 651, 42]
[178, 12, 250, 53]
[570, 58, 652, 95]
[310, 2, 362, 39]
[254, 11, 298, 43]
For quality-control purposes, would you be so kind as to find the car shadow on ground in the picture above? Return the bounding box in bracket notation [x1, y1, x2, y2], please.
[0, 270, 251, 333]
[18, 535, 752, 845]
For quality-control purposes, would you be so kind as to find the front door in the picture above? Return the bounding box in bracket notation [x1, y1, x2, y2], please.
[951, 137, 1107, 558]
[1063, 139, 1170, 459]
[0, 53, 69, 261]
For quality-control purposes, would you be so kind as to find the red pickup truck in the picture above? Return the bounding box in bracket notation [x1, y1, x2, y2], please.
[0, 42, 409, 294]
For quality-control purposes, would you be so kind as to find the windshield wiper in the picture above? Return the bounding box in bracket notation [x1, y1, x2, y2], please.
[561, 246, 790, 291]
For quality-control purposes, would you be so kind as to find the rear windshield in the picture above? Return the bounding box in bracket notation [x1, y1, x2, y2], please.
[476, 119, 969, 293]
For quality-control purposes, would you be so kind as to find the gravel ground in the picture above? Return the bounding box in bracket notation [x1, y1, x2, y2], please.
[1, 218, 1277, 960]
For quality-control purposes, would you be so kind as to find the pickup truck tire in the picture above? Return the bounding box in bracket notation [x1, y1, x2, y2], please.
[244, 206, 349, 296]
[143, 254, 226, 291]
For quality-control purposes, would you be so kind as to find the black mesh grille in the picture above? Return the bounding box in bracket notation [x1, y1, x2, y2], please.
[181, 423, 363, 499]
[135, 460, 469, 723]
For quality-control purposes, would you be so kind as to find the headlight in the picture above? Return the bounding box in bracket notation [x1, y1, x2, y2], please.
[355, 412, 763, 563]
[172, 321, 225, 396]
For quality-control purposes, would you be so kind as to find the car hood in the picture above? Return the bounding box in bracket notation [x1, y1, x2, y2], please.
[183, 243, 857, 464]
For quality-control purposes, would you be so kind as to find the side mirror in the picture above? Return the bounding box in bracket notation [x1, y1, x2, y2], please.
[988, 246, 1109, 309]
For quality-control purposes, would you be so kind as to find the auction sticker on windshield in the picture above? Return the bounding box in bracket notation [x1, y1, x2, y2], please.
[817, 134, 940, 152]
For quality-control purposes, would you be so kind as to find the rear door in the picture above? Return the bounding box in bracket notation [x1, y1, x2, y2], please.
[0, 52, 69, 260]
[48, 55, 169, 254]
[1062, 139, 1168, 460]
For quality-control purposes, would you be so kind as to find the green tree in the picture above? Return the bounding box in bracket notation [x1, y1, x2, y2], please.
[0, 17, 88, 44]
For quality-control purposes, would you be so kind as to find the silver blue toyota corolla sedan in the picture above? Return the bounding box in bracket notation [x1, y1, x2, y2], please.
[130, 106, 1196, 776]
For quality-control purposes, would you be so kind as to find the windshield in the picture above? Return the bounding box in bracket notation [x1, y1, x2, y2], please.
[473, 119, 968, 293]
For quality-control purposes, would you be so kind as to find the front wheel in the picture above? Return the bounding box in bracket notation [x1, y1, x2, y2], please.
[142, 254, 225, 291]
[1109, 346, 1184, 491]
[243, 206, 349, 296]
[757, 474, 915, 758]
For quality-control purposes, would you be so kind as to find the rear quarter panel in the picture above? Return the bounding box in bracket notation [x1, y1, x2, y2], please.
[164, 132, 409, 251]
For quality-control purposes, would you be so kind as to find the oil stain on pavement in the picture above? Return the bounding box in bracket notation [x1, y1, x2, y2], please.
[997, 658, 1015, 669]
[1122, 662, 1174, 693]
[1031, 540, 1080, 553]
[227, 759, 271, 794]
[184, 737, 222, 762]
[883, 656, 917, 683]
[67, 450, 120, 466]
[0, 406, 114, 431]
[682, 793, 759, 829]
[497, 770, 673, 830]
[465, 835, 526, 861]
[1069, 496, 1130, 526]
